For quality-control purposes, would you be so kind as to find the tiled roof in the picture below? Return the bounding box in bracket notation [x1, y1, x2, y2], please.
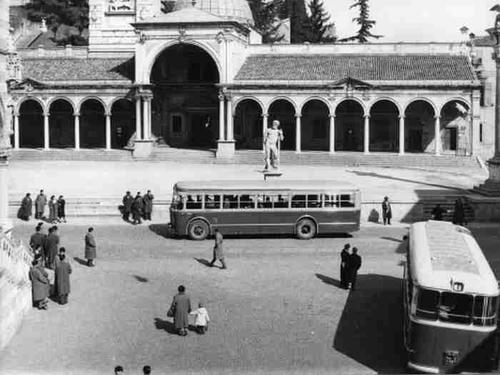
[22, 57, 134, 82]
[234, 54, 477, 82]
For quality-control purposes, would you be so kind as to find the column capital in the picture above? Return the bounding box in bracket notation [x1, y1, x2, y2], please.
[43, 111, 50, 117]
[329, 114, 336, 119]
[105, 112, 111, 117]
[262, 113, 269, 118]
[218, 92, 225, 101]
[398, 115, 405, 120]
[295, 114, 302, 119]
[73, 112, 80, 117]
[434, 115, 441, 120]
[364, 114, 370, 119]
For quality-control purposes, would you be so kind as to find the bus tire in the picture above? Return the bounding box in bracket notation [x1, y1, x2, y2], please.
[296, 218, 317, 240]
[188, 220, 210, 240]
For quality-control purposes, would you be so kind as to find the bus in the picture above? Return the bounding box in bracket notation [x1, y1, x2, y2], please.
[404, 220, 500, 373]
[169, 180, 361, 240]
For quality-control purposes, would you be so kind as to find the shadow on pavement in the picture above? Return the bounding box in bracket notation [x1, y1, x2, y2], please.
[194, 257, 212, 268]
[380, 236, 407, 254]
[333, 274, 406, 373]
[73, 257, 88, 266]
[148, 224, 179, 240]
[132, 275, 148, 283]
[154, 318, 177, 334]
[315, 273, 342, 289]
[348, 170, 461, 190]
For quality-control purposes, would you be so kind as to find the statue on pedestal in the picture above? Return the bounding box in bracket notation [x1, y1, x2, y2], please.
[264, 120, 284, 171]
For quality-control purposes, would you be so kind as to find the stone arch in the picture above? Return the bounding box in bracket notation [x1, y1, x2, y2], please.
[368, 97, 402, 115]
[46, 96, 76, 115]
[233, 96, 265, 114]
[16, 96, 45, 116]
[369, 100, 400, 153]
[19, 98, 44, 148]
[439, 99, 471, 154]
[334, 97, 367, 117]
[299, 96, 333, 115]
[301, 99, 330, 151]
[403, 97, 438, 115]
[80, 99, 106, 148]
[268, 98, 297, 150]
[234, 98, 263, 150]
[49, 98, 75, 148]
[335, 99, 365, 152]
[111, 98, 135, 149]
[266, 96, 298, 115]
[77, 96, 108, 116]
[404, 100, 437, 153]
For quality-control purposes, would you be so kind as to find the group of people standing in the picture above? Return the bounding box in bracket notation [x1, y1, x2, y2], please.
[19, 189, 66, 224]
[339, 244, 362, 290]
[121, 190, 154, 225]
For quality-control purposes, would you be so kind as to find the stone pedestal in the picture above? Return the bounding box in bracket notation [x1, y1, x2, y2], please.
[474, 157, 500, 196]
[216, 140, 235, 158]
[132, 139, 154, 158]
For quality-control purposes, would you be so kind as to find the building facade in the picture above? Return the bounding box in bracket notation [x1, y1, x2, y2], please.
[6, 0, 485, 159]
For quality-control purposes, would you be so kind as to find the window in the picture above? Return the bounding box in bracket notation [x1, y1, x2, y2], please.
[223, 195, 238, 209]
[274, 194, 289, 208]
[171, 194, 183, 210]
[324, 194, 339, 208]
[291, 195, 306, 208]
[439, 292, 473, 325]
[339, 194, 355, 208]
[172, 115, 183, 134]
[416, 288, 439, 320]
[204, 194, 220, 210]
[473, 296, 497, 326]
[186, 194, 202, 209]
[239, 195, 255, 209]
[307, 194, 321, 208]
[257, 195, 273, 208]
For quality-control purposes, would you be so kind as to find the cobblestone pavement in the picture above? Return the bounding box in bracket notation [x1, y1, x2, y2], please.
[1, 223, 499, 374]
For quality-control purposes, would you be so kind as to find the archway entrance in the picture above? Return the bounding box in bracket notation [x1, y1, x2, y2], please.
[440, 100, 470, 155]
[404, 101, 435, 153]
[19, 99, 43, 148]
[80, 99, 106, 148]
[369, 100, 399, 152]
[111, 99, 135, 149]
[335, 100, 364, 151]
[150, 44, 220, 149]
[49, 99, 74, 148]
[234, 99, 263, 150]
[268, 99, 296, 151]
[301, 100, 330, 151]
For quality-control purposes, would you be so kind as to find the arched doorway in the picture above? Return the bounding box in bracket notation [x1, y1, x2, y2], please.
[49, 99, 74, 148]
[80, 99, 106, 148]
[234, 99, 263, 150]
[268, 99, 296, 151]
[111, 99, 135, 149]
[335, 100, 364, 151]
[150, 43, 220, 148]
[404, 100, 436, 153]
[301, 100, 330, 151]
[440, 100, 470, 155]
[369, 100, 399, 152]
[19, 99, 44, 148]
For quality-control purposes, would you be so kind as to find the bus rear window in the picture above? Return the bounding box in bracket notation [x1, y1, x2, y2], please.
[416, 288, 439, 320]
[439, 292, 473, 324]
[473, 296, 497, 326]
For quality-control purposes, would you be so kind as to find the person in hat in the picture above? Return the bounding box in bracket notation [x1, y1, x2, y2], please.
[19, 193, 32, 221]
[85, 227, 97, 267]
[54, 250, 72, 305]
[381, 196, 392, 225]
[169, 285, 192, 336]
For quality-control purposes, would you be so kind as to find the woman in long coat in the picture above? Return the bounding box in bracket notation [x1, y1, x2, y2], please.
[54, 253, 72, 304]
[57, 195, 66, 223]
[48, 195, 57, 223]
[85, 227, 97, 267]
[29, 260, 50, 309]
[142, 190, 154, 221]
[19, 193, 32, 221]
[169, 285, 192, 336]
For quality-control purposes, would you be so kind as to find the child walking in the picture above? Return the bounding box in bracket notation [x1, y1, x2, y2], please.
[190, 302, 210, 334]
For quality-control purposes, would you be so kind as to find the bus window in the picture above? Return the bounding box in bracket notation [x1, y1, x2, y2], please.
[416, 288, 439, 320]
[274, 194, 289, 208]
[324, 194, 339, 208]
[307, 194, 321, 208]
[473, 296, 498, 326]
[291, 195, 306, 208]
[186, 195, 202, 209]
[240, 195, 255, 209]
[257, 195, 275, 209]
[223, 195, 238, 209]
[339, 194, 355, 208]
[204, 194, 220, 210]
[171, 194, 184, 210]
[439, 292, 473, 324]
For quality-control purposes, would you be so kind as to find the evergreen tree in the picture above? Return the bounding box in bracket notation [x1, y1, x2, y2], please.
[307, 0, 335, 43]
[24, 0, 89, 46]
[339, 0, 382, 43]
[280, 0, 310, 43]
[248, 0, 285, 44]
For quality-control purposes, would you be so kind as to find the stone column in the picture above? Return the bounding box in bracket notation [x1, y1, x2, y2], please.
[142, 96, 151, 140]
[471, 91, 481, 155]
[135, 96, 142, 140]
[399, 115, 405, 155]
[363, 115, 370, 154]
[226, 96, 234, 141]
[262, 113, 268, 151]
[218, 92, 225, 141]
[43, 112, 49, 150]
[13, 112, 19, 150]
[105, 113, 111, 150]
[329, 115, 335, 153]
[295, 114, 301, 153]
[74, 113, 80, 150]
[434, 116, 441, 155]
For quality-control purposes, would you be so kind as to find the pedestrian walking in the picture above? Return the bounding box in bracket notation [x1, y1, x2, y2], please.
[122, 191, 134, 222]
[382, 196, 392, 225]
[48, 195, 57, 223]
[57, 195, 66, 223]
[132, 192, 144, 225]
[54, 251, 72, 305]
[168, 285, 192, 336]
[84, 227, 97, 267]
[453, 198, 466, 226]
[340, 243, 350, 289]
[29, 258, 49, 310]
[18, 193, 32, 221]
[347, 247, 362, 291]
[209, 229, 226, 269]
[45, 226, 60, 270]
[142, 190, 154, 221]
[189, 301, 210, 334]
[143, 365, 152, 375]
[431, 204, 447, 221]
[34, 189, 47, 219]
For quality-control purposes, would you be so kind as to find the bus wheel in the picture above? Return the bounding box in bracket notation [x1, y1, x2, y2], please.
[296, 218, 316, 240]
[188, 220, 209, 240]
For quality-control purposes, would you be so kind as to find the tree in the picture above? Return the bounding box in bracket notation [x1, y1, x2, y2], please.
[24, 0, 89, 46]
[339, 0, 382, 43]
[280, 0, 310, 43]
[307, 0, 335, 43]
[248, 0, 285, 44]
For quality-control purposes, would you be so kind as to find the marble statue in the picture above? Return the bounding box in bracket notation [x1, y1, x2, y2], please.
[264, 120, 284, 171]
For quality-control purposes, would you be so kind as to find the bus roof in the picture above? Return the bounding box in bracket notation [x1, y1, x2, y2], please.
[174, 180, 358, 192]
[409, 221, 498, 296]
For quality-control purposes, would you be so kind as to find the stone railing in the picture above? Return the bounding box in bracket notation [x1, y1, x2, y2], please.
[0, 234, 33, 285]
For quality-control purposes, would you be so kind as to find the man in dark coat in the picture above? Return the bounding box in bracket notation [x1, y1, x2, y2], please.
[29, 259, 49, 309]
[19, 193, 32, 221]
[54, 252, 72, 304]
[132, 192, 144, 225]
[122, 191, 134, 222]
[34, 189, 47, 219]
[340, 243, 350, 289]
[30, 225, 46, 254]
[169, 285, 192, 336]
[142, 190, 154, 221]
[57, 195, 66, 223]
[453, 198, 466, 226]
[431, 204, 447, 221]
[210, 229, 226, 269]
[44, 226, 60, 270]
[85, 227, 97, 267]
[347, 247, 362, 290]
[381, 196, 392, 225]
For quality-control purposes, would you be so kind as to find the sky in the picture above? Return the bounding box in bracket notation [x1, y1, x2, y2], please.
[323, 0, 496, 42]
